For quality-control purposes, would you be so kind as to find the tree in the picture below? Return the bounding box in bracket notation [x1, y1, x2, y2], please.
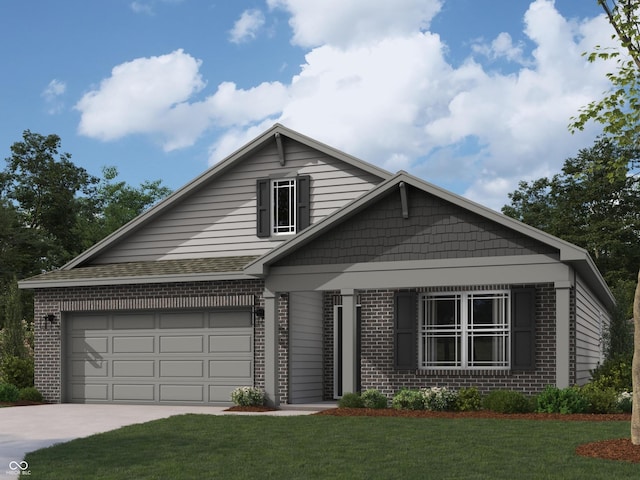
[569, 0, 640, 444]
[0, 130, 99, 268]
[504, 139, 640, 289]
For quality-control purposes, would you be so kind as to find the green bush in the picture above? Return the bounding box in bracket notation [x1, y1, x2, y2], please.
[455, 387, 482, 411]
[361, 389, 387, 409]
[0, 383, 20, 402]
[535, 386, 589, 414]
[392, 389, 425, 410]
[230, 386, 265, 407]
[580, 383, 618, 414]
[421, 387, 457, 411]
[338, 392, 365, 408]
[19, 386, 43, 403]
[590, 353, 632, 392]
[483, 390, 533, 414]
[0, 355, 33, 389]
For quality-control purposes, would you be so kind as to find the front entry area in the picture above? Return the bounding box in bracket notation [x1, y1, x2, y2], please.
[65, 309, 253, 404]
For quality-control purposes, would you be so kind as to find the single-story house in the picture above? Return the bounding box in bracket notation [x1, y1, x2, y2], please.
[19, 124, 614, 406]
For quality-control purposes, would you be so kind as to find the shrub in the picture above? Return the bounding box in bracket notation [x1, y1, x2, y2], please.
[230, 386, 265, 407]
[580, 383, 618, 414]
[19, 386, 43, 403]
[483, 390, 533, 414]
[392, 389, 425, 410]
[535, 386, 589, 414]
[339, 392, 365, 408]
[421, 387, 457, 411]
[618, 391, 633, 413]
[361, 389, 387, 409]
[0, 383, 20, 403]
[590, 353, 632, 392]
[0, 355, 33, 389]
[455, 387, 482, 412]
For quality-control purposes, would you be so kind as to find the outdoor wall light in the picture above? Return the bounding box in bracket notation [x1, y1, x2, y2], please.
[254, 307, 265, 320]
[42, 313, 56, 329]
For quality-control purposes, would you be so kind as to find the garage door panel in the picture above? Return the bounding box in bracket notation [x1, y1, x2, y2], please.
[72, 360, 107, 377]
[113, 384, 155, 401]
[160, 385, 203, 402]
[160, 335, 204, 353]
[72, 337, 108, 354]
[72, 383, 108, 401]
[113, 314, 155, 329]
[113, 336, 155, 353]
[160, 312, 205, 329]
[209, 335, 251, 353]
[209, 360, 252, 378]
[113, 360, 155, 377]
[160, 360, 204, 377]
[67, 309, 253, 405]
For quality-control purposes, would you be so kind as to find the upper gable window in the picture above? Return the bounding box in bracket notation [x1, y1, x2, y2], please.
[257, 175, 310, 238]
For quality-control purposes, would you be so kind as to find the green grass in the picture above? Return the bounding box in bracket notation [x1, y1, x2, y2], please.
[23, 415, 636, 479]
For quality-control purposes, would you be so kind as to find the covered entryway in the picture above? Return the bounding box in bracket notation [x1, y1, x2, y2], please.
[65, 309, 253, 405]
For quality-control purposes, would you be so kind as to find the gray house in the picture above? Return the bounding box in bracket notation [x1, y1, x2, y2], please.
[19, 124, 614, 406]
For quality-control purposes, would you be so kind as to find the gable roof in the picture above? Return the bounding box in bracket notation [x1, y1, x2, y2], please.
[245, 171, 615, 309]
[63, 124, 392, 270]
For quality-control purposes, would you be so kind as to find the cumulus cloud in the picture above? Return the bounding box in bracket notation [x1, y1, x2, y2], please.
[229, 9, 266, 44]
[42, 79, 66, 114]
[76, 0, 619, 210]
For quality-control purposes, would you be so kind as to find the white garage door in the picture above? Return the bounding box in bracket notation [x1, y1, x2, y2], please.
[66, 309, 253, 404]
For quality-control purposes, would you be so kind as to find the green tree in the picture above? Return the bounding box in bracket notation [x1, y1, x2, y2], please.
[568, 0, 640, 444]
[0, 130, 99, 268]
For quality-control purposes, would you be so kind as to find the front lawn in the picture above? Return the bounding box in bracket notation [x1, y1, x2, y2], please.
[23, 414, 634, 479]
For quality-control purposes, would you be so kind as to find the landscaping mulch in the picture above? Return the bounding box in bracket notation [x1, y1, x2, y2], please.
[224, 405, 278, 412]
[316, 407, 638, 463]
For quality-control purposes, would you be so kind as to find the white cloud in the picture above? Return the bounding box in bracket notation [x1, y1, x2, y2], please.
[229, 9, 266, 44]
[267, 0, 442, 48]
[130, 1, 154, 15]
[42, 79, 66, 114]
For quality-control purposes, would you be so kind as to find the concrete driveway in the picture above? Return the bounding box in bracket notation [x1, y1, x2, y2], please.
[0, 403, 313, 479]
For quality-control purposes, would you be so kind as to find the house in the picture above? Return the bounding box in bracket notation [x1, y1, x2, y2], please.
[19, 124, 614, 406]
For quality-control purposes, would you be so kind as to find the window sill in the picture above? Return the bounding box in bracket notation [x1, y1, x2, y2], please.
[416, 368, 511, 376]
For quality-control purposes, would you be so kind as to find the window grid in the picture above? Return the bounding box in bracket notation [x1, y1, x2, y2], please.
[272, 179, 296, 234]
[420, 291, 510, 370]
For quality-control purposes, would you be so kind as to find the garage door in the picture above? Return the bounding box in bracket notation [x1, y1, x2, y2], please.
[66, 309, 253, 404]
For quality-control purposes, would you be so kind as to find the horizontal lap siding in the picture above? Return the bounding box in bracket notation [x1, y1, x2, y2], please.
[93, 140, 381, 264]
[574, 277, 608, 385]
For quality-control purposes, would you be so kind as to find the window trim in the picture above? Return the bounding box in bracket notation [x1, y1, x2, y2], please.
[419, 290, 511, 371]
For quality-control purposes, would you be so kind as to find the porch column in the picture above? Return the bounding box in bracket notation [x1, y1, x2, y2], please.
[555, 281, 571, 388]
[341, 289, 358, 395]
[263, 289, 279, 407]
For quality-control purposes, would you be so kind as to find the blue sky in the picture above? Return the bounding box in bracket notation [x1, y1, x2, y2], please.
[0, 0, 614, 210]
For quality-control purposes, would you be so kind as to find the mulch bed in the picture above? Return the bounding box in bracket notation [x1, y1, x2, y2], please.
[316, 408, 639, 463]
[224, 405, 278, 412]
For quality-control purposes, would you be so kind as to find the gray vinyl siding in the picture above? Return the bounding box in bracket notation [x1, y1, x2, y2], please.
[93, 139, 381, 264]
[289, 291, 324, 403]
[574, 276, 609, 384]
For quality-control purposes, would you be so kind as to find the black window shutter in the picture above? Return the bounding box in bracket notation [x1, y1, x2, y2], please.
[511, 287, 536, 371]
[256, 178, 270, 238]
[296, 175, 311, 231]
[394, 291, 417, 370]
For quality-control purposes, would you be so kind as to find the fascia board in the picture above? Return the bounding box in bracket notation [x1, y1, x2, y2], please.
[18, 272, 255, 290]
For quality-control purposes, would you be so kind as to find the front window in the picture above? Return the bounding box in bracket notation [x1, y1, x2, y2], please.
[420, 291, 510, 369]
[272, 179, 296, 234]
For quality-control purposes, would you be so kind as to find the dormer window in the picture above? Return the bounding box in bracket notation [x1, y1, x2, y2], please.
[257, 175, 310, 238]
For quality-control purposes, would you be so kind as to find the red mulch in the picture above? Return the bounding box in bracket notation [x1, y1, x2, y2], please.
[316, 408, 639, 463]
[0, 401, 45, 407]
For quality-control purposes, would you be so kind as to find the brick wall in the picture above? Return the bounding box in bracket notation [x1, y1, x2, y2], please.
[325, 284, 559, 400]
[33, 279, 265, 403]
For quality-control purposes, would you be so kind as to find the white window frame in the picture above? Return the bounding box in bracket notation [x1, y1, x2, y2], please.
[419, 290, 511, 370]
[271, 178, 296, 235]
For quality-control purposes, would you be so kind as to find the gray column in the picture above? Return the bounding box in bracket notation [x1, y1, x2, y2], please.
[263, 289, 279, 407]
[555, 281, 571, 388]
[341, 289, 357, 395]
